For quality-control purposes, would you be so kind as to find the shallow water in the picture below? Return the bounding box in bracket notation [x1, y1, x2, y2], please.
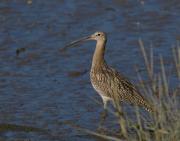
[0, 0, 179, 140]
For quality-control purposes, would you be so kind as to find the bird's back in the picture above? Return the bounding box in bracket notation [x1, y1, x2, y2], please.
[90, 65, 153, 112]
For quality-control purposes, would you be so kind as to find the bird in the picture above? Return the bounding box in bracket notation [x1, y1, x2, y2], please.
[62, 31, 154, 113]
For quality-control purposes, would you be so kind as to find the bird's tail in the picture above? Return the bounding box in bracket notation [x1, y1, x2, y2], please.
[143, 101, 155, 113]
[133, 91, 156, 113]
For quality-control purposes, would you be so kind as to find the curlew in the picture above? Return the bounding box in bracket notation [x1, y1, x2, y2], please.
[63, 31, 154, 113]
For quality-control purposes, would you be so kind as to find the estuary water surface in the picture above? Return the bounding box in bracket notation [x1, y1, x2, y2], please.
[0, 0, 179, 140]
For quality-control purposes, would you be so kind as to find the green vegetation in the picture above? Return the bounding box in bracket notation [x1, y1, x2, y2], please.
[81, 40, 180, 141]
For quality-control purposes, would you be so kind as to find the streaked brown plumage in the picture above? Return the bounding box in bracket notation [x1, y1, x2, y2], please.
[90, 60, 153, 112]
[64, 31, 153, 113]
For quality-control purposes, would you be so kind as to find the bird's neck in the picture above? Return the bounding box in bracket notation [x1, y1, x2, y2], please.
[91, 40, 106, 69]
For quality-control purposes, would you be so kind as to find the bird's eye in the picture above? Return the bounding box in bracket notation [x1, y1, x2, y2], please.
[96, 33, 101, 36]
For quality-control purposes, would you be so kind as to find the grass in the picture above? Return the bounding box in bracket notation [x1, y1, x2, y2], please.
[79, 39, 180, 141]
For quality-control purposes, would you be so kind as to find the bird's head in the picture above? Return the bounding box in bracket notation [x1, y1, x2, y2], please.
[61, 31, 107, 51]
[90, 31, 107, 42]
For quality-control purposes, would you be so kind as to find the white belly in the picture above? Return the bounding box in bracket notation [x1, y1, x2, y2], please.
[91, 82, 112, 101]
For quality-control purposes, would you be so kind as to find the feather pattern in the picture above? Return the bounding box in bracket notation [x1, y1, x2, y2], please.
[90, 65, 153, 112]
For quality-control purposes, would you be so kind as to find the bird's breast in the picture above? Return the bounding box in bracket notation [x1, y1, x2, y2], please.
[90, 70, 110, 97]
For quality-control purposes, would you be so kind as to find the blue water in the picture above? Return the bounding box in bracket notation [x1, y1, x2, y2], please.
[0, 0, 179, 140]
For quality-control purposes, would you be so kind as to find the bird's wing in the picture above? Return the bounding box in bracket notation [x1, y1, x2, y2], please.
[106, 67, 153, 112]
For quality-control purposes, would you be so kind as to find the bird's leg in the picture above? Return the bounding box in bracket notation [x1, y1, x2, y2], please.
[97, 109, 108, 132]
[100, 108, 108, 121]
[101, 97, 109, 121]
[113, 102, 128, 138]
[97, 99, 108, 130]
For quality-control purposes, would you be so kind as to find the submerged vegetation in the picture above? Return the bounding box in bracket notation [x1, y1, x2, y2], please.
[0, 123, 47, 133]
[80, 40, 180, 141]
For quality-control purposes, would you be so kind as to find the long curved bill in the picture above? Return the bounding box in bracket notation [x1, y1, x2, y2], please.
[60, 36, 91, 52]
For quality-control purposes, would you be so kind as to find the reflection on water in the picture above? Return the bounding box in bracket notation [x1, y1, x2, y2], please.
[0, 0, 179, 140]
